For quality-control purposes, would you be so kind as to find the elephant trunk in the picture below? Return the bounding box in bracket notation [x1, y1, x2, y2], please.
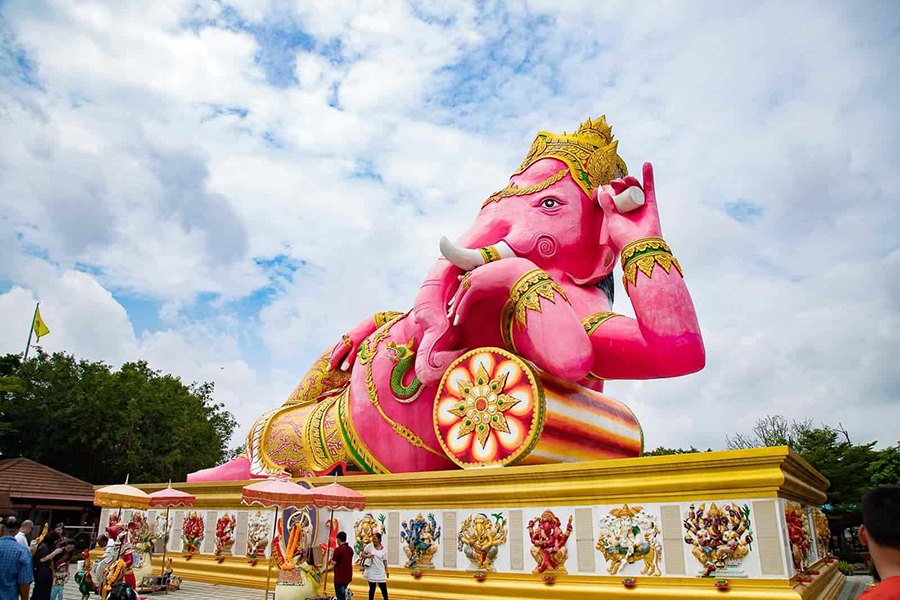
[412, 257, 464, 385]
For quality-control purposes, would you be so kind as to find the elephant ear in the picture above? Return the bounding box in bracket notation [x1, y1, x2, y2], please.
[567, 201, 617, 286]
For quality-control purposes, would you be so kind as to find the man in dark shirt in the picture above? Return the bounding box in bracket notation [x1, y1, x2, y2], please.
[330, 531, 354, 600]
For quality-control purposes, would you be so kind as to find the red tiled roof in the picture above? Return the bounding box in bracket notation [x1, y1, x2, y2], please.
[0, 457, 95, 503]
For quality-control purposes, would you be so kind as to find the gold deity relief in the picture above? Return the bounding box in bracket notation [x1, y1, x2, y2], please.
[353, 513, 386, 560]
[596, 504, 662, 577]
[458, 513, 508, 572]
[683, 502, 753, 577]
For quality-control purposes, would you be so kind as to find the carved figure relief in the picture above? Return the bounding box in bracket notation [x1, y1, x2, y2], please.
[527, 509, 573, 574]
[458, 513, 508, 572]
[596, 504, 661, 576]
[214, 514, 236, 563]
[353, 513, 386, 563]
[181, 512, 204, 560]
[813, 508, 831, 557]
[683, 503, 753, 577]
[246, 511, 270, 566]
[401, 513, 442, 569]
[785, 502, 811, 571]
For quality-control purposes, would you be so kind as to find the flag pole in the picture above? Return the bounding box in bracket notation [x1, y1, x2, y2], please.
[23, 301, 39, 362]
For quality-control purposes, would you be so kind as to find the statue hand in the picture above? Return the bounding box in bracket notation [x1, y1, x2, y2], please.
[447, 257, 539, 326]
[327, 318, 379, 371]
[596, 162, 663, 252]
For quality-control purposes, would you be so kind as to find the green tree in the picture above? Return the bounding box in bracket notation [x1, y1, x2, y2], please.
[870, 443, 900, 486]
[0, 350, 236, 484]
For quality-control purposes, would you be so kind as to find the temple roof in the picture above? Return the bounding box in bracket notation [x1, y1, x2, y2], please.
[0, 457, 94, 503]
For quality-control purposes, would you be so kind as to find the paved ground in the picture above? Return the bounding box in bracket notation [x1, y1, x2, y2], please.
[837, 575, 875, 600]
[60, 574, 875, 599]
[62, 578, 274, 599]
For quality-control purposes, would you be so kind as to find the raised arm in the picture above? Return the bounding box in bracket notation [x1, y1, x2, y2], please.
[588, 163, 705, 380]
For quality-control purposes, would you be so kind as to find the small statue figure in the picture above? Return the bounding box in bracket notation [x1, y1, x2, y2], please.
[401, 513, 441, 569]
[246, 511, 270, 566]
[353, 514, 386, 566]
[74, 549, 96, 600]
[813, 508, 831, 557]
[528, 510, 573, 574]
[683, 503, 753, 576]
[181, 512, 204, 560]
[785, 502, 811, 571]
[458, 513, 507, 572]
[214, 513, 236, 563]
[127, 513, 156, 583]
[596, 505, 661, 576]
[163, 558, 181, 591]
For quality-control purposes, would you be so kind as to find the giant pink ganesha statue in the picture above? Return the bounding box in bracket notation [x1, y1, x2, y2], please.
[189, 116, 705, 480]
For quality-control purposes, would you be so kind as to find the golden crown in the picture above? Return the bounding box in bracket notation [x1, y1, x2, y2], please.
[513, 115, 628, 199]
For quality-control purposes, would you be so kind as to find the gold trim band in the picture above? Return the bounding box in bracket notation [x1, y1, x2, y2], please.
[620, 237, 671, 267]
[483, 168, 569, 207]
[336, 387, 389, 474]
[477, 246, 502, 263]
[581, 311, 621, 336]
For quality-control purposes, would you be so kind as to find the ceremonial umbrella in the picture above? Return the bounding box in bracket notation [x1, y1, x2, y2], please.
[93, 476, 153, 569]
[94, 475, 152, 514]
[242, 474, 317, 600]
[148, 483, 196, 576]
[308, 479, 366, 597]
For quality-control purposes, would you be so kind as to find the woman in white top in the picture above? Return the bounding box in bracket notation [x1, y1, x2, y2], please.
[360, 531, 389, 600]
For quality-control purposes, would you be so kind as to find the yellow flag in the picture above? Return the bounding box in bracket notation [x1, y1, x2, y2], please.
[33, 307, 50, 339]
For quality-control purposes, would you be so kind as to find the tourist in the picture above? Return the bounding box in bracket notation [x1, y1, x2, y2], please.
[330, 531, 354, 600]
[360, 531, 389, 600]
[15, 521, 33, 549]
[31, 531, 61, 600]
[49, 539, 75, 600]
[91, 534, 113, 591]
[0, 517, 33, 600]
[859, 485, 900, 598]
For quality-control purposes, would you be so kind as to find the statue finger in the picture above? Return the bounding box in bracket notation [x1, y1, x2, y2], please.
[642, 162, 656, 206]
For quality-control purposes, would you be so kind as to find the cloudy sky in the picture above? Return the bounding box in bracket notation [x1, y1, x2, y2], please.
[1, 0, 897, 454]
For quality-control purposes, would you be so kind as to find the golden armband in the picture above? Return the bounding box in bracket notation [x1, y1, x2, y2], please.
[500, 269, 569, 353]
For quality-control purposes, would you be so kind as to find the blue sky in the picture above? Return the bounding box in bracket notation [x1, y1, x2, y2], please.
[1, 0, 898, 452]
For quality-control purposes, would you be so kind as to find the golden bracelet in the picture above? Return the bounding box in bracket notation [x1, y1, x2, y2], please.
[620, 237, 683, 290]
[478, 246, 502, 263]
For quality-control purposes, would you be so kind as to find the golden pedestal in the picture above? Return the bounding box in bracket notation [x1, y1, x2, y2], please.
[114, 447, 842, 600]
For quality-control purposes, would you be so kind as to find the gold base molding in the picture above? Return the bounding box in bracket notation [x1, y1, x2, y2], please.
[140, 555, 844, 600]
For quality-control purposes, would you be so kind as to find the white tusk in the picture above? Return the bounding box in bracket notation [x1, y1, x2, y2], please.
[612, 186, 645, 213]
[439, 238, 516, 270]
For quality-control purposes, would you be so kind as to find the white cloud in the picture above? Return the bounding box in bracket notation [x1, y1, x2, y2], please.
[1, 0, 897, 458]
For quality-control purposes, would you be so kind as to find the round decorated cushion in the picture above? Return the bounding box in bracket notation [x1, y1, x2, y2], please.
[433, 347, 545, 468]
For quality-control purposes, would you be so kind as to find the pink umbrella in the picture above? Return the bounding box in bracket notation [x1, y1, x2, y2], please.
[148, 483, 196, 576]
[242, 475, 317, 599]
[310, 478, 366, 597]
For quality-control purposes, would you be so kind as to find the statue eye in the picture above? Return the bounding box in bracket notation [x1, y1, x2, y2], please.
[540, 198, 560, 209]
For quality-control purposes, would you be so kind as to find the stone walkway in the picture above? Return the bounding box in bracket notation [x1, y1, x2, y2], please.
[837, 575, 875, 600]
[62, 578, 271, 599]
[60, 574, 875, 599]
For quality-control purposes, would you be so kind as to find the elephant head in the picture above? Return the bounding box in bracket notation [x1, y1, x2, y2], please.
[413, 116, 630, 384]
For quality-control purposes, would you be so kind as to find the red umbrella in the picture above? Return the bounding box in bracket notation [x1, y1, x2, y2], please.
[242, 475, 316, 599]
[310, 478, 367, 596]
[148, 483, 196, 576]
[310, 482, 366, 510]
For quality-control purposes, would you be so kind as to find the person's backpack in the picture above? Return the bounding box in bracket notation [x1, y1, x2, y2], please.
[108, 582, 138, 600]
